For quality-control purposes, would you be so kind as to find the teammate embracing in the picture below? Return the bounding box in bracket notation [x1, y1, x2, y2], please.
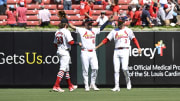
[52, 18, 81, 92]
[69, 17, 113, 91]
[96, 16, 141, 92]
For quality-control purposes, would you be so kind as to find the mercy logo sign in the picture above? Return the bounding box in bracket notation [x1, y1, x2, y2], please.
[129, 40, 166, 59]
[155, 40, 166, 56]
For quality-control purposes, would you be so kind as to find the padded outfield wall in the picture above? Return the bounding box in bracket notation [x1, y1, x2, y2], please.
[0, 31, 180, 87]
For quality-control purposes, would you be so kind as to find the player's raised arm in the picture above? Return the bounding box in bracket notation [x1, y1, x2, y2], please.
[132, 38, 141, 54]
[100, 15, 114, 31]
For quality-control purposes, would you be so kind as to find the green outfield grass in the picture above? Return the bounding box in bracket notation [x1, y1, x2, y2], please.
[0, 88, 179, 101]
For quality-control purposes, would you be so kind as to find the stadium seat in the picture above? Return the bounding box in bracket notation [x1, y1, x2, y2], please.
[27, 4, 40, 10]
[64, 10, 79, 15]
[26, 0, 33, 4]
[7, 5, 17, 9]
[27, 10, 39, 15]
[67, 16, 85, 20]
[58, 5, 63, 10]
[118, 0, 131, 4]
[91, 16, 98, 20]
[124, 21, 130, 26]
[119, 10, 128, 14]
[70, 21, 83, 26]
[44, 5, 57, 9]
[0, 21, 7, 25]
[42, 0, 50, 4]
[72, 5, 80, 10]
[27, 16, 39, 21]
[119, 5, 129, 10]
[92, 10, 113, 15]
[7, 0, 18, 4]
[0, 15, 7, 20]
[93, 5, 103, 10]
[50, 21, 60, 25]
[178, 0, 180, 4]
[50, 16, 59, 20]
[49, 10, 58, 15]
[113, 16, 119, 21]
[27, 21, 39, 26]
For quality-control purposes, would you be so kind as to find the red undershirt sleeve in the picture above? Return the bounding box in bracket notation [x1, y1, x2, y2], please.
[132, 38, 140, 48]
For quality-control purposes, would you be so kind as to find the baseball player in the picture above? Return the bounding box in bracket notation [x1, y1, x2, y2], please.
[96, 16, 141, 92]
[52, 18, 81, 92]
[69, 17, 113, 91]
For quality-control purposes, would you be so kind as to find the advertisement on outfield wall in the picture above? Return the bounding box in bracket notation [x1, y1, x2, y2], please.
[0, 31, 180, 86]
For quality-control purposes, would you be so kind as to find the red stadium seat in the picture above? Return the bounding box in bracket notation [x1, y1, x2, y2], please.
[113, 16, 119, 21]
[178, 0, 180, 4]
[27, 21, 39, 26]
[7, 0, 18, 4]
[27, 4, 40, 10]
[27, 10, 39, 15]
[67, 16, 85, 20]
[91, 16, 98, 20]
[26, 0, 33, 4]
[0, 21, 7, 25]
[64, 10, 79, 15]
[70, 21, 83, 26]
[58, 5, 63, 10]
[124, 21, 130, 26]
[0, 15, 7, 20]
[50, 16, 59, 21]
[119, 10, 128, 14]
[50, 21, 60, 25]
[42, 0, 50, 4]
[119, 5, 129, 10]
[92, 10, 113, 15]
[93, 5, 103, 10]
[44, 5, 57, 9]
[27, 16, 39, 21]
[72, 5, 80, 10]
[49, 10, 58, 15]
[118, 0, 131, 4]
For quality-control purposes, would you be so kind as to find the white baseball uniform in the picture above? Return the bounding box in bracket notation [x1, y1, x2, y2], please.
[54, 28, 73, 72]
[75, 27, 100, 87]
[106, 27, 135, 88]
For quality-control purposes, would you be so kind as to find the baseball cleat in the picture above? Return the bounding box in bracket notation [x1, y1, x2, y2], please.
[111, 87, 120, 92]
[85, 85, 90, 92]
[53, 86, 65, 92]
[90, 84, 100, 91]
[69, 85, 78, 92]
[127, 80, 132, 90]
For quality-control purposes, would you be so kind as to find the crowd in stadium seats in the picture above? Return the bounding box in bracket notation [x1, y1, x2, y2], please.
[0, 0, 180, 27]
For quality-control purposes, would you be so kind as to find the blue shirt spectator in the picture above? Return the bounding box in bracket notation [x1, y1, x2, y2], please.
[0, 0, 7, 15]
[141, 5, 153, 27]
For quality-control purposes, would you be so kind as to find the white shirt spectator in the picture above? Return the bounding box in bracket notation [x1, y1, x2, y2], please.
[38, 8, 51, 22]
[159, 0, 167, 4]
[96, 15, 108, 26]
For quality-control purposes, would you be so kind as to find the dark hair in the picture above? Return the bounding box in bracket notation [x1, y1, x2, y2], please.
[128, 6, 132, 11]
[58, 11, 66, 19]
[58, 23, 67, 28]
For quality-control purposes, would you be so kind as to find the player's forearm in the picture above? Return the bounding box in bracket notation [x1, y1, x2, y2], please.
[96, 42, 104, 50]
[69, 23, 76, 30]
[132, 38, 140, 48]
[68, 40, 81, 46]
[96, 38, 109, 49]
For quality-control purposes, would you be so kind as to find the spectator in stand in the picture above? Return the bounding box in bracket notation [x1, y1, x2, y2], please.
[95, 11, 108, 26]
[149, 3, 161, 25]
[63, 0, 72, 10]
[131, 5, 142, 26]
[75, 0, 80, 4]
[140, 0, 154, 8]
[158, 2, 176, 26]
[54, 0, 61, 10]
[38, 4, 51, 27]
[0, 0, 7, 15]
[18, 0, 27, 7]
[34, 0, 41, 5]
[16, 2, 27, 28]
[159, 0, 168, 8]
[141, 4, 153, 27]
[112, 0, 119, 16]
[76, 0, 92, 19]
[127, 6, 134, 22]
[6, 5, 16, 27]
[89, 0, 94, 10]
[130, 0, 139, 12]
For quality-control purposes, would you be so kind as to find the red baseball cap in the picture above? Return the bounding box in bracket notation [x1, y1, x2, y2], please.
[164, 4, 168, 9]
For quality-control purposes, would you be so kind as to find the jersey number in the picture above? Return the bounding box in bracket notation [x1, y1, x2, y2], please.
[56, 36, 63, 44]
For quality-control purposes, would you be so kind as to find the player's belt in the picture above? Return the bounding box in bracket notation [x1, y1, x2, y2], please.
[81, 49, 94, 52]
[116, 47, 129, 49]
